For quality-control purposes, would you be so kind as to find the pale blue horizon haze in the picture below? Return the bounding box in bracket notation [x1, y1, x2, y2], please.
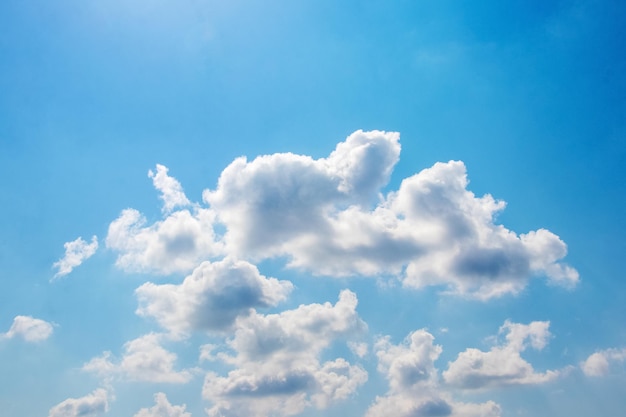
[1, 1, 625, 417]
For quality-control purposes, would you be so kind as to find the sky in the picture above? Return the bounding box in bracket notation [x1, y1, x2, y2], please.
[1, 0, 625, 416]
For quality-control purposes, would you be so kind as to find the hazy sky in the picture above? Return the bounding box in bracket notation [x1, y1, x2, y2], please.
[1, 1, 625, 416]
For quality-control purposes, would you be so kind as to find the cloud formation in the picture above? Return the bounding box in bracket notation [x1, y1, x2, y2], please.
[83, 333, 193, 384]
[366, 329, 501, 417]
[201, 130, 577, 299]
[75, 130, 583, 416]
[135, 258, 293, 337]
[104, 131, 577, 299]
[48, 388, 109, 417]
[443, 321, 560, 389]
[2, 315, 54, 342]
[580, 348, 626, 376]
[133, 392, 191, 417]
[202, 290, 367, 417]
[52, 236, 98, 279]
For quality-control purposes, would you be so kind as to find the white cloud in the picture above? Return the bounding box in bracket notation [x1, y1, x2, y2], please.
[366, 329, 501, 417]
[83, 333, 193, 384]
[2, 315, 54, 342]
[149, 164, 192, 214]
[106, 208, 222, 275]
[104, 131, 577, 299]
[202, 290, 368, 417]
[133, 392, 191, 417]
[135, 258, 293, 337]
[443, 321, 560, 389]
[580, 348, 626, 376]
[366, 395, 502, 417]
[375, 330, 442, 393]
[201, 130, 577, 299]
[48, 388, 109, 417]
[106, 164, 223, 275]
[52, 235, 98, 279]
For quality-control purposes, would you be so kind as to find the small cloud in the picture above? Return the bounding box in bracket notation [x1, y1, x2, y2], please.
[149, 164, 191, 214]
[133, 392, 191, 417]
[580, 348, 626, 377]
[52, 236, 98, 280]
[443, 321, 560, 389]
[83, 333, 193, 384]
[48, 388, 109, 417]
[348, 341, 369, 358]
[2, 315, 54, 342]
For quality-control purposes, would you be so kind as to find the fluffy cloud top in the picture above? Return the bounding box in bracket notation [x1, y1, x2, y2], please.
[83, 333, 193, 384]
[52, 236, 98, 279]
[203, 290, 367, 417]
[135, 258, 293, 337]
[133, 392, 191, 417]
[367, 329, 501, 417]
[443, 321, 560, 389]
[48, 388, 109, 417]
[580, 348, 626, 376]
[2, 315, 54, 342]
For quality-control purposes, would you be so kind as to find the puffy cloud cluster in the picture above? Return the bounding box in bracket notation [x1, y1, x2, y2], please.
[54, 130, 583, 416]
[101, 130, 577, 299]
[83, 333, 193, 384]
[202, 290, 368, 417]
[48, 388, 109, 417]
[133, 393, 191, 417]
[135, 258, 293, 337]
[367, 329, 501, 417]
[443, 321, 560, 389]
[200, 130, 577, 299]
[52, 236, 98, 279]
[2, 315, 54, 342]
[580, 347, 626, 376]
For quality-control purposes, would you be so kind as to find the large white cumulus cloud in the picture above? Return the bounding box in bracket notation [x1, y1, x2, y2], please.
[202, 290, 367, 417]
[104, 130, 577, 299]
[201, 130, 577, 299]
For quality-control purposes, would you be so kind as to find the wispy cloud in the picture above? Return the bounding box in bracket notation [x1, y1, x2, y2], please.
[52, 236, 98, 280]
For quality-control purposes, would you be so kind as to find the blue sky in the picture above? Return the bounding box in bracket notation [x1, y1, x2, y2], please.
[1, 1, 625, 416]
